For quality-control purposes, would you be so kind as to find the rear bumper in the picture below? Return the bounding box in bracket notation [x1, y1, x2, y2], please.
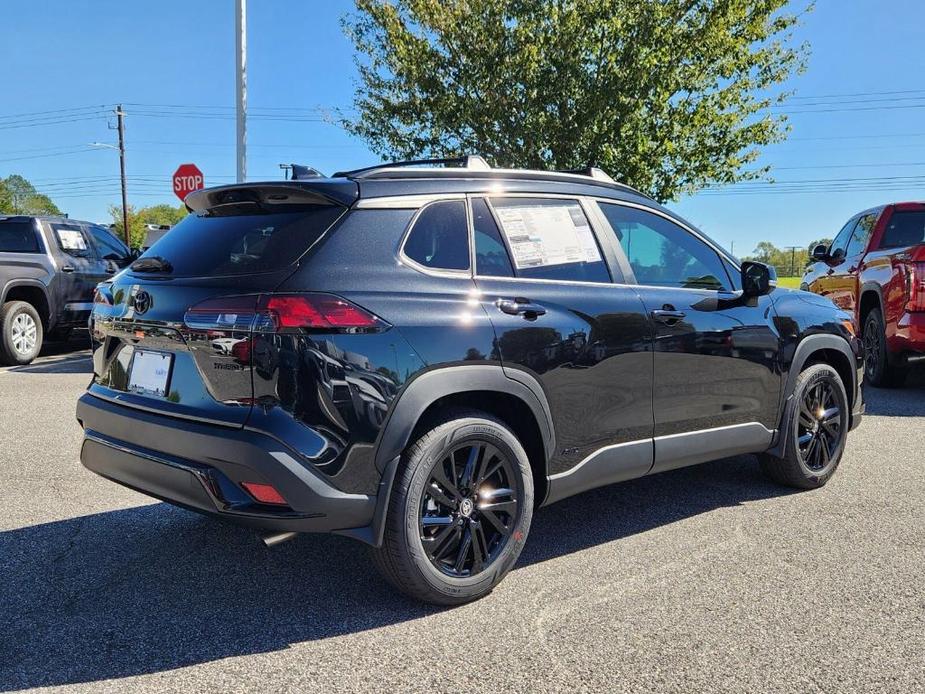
[76, 393, 376, 536]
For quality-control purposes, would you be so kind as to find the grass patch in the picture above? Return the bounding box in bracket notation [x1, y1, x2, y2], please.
[777, 276, 802, 289]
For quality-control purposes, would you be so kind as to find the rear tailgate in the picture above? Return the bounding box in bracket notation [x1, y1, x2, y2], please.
[87, 181, 355, 428]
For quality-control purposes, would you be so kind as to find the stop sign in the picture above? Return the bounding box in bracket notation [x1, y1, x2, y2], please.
[172, 163, 204, 201]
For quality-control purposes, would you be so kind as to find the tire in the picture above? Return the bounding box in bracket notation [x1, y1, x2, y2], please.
[370, 408, 534, 605]
[863, 308, 907, 388]
[758, 363, 849, 489]
[0, 301, 43, 366]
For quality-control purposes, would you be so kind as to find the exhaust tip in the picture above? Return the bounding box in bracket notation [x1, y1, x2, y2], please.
[262, 531, 298, 548]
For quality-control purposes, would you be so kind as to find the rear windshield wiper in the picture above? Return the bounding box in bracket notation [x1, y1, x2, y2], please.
[131, 255, 173, 273]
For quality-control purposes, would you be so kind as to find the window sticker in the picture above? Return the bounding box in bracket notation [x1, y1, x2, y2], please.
[55, 228, 87, 251]
[493, 203, 601, 269]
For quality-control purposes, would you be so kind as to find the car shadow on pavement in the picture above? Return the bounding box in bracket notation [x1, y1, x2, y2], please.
[862, 370, 925, 416]
[6, 354, 92, 375]
[0, 455, 789, 691]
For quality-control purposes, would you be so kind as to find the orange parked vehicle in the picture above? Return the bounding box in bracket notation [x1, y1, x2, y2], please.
[803, 202, 925, 387]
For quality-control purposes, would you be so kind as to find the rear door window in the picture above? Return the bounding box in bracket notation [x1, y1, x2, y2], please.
[488, 197, 610, 283]
[402, 200, 470, 272]
[51, 223, 94, 258]
[135, 204, 344, 277]
[0, 220, 40, 253]
[880, 210, 925, 249]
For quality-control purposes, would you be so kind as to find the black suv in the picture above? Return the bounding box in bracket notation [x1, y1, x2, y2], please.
[0, 215, 133, 364]
[77, 158, 863, 604]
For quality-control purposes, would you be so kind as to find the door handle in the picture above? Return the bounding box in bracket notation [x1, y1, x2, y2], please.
[61, 265, 75, 273]
[651, 308, 686, 324]
[497, 298, 547, 319]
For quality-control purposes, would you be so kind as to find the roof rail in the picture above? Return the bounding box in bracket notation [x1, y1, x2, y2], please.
[333, 155, 491, 178]
[556, 166, 616, 183]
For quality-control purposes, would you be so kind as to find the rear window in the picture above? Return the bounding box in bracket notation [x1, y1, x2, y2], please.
[880, 211, 925, 249]
[0, 221, 40, 253]
[402, 200, 470, 271]
[135, 204, 344, 277]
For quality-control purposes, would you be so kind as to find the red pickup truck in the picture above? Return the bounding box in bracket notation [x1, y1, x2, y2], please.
[803, 202, 925, 387]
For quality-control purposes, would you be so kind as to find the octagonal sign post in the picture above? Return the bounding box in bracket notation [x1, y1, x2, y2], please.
[172, 163, 204, 202]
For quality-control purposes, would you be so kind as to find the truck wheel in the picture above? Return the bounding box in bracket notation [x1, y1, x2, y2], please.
[863, 308, 907, 387]
[758, 363, 849, 489]
[0, 301, 44, 366]
[370, 409, 533, 605]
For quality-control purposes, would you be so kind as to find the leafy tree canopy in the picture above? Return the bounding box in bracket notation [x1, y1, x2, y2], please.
[743, 237, 832, 277]
[343, 0, 810, 202]
[109, 203, 187, 248]
[0, 174, 61, 215]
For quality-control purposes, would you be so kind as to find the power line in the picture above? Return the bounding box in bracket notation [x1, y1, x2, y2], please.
[787, 88, 925, 100]
[0, 114, 110, 131]
[0, 105, 112, 122]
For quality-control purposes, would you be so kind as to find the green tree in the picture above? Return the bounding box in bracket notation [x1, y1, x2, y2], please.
[744, 240, 816, 277]
[109, 203, 187, 248]
[0, 174, 61, 215]
[342, 0, 810, 202]
[751, 241, 779, 264]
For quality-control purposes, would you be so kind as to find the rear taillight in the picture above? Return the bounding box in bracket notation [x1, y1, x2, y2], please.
[905, 262, 925, 312]
[183, 293, 387, 332]
[256, 294, 386, 331]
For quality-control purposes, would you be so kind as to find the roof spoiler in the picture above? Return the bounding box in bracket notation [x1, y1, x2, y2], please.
[184, 180, 358, 213]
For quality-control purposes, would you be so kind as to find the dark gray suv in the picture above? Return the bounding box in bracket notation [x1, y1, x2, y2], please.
[0, 215, 132, 364]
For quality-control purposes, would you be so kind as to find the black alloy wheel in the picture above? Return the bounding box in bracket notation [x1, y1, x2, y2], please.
[757, 363, 850, 489]
[862, 323, 881, 382]
[795, 379, 842, 472]
[420, 442, 519, 577]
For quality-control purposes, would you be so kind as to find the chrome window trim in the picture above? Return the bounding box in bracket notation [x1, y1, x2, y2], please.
[356, 193, 466, 210]
[396, 198, 473, 279]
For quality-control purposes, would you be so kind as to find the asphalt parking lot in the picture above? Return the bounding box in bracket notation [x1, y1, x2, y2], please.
[1, 339, 924, 693]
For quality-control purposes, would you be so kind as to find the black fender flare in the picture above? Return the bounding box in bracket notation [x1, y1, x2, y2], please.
[858, 282, 884, 325]
[343, 364, 555, 547]
[0, 279, 52, 324]
[766, 333, 857, 458]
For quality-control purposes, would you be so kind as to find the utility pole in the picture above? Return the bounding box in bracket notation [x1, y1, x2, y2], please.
[785, 245, 801, 278]
[116, 104, 129, 247]
[235, 0, 247, 183]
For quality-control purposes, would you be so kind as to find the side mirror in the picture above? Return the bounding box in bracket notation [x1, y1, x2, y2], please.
[830, 246, 846, 261]
[810, 244, 828, 261]
[741, 261, 776, 297]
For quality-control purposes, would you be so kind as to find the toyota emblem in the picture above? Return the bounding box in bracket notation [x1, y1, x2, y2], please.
[133, 290, 151, 315]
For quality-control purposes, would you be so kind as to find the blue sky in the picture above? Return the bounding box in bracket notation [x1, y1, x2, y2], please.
[2, 0, 924, 258]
